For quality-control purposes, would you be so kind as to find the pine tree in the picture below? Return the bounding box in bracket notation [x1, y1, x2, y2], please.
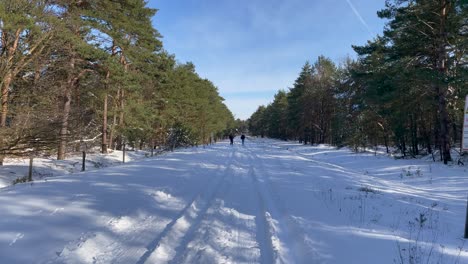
[287, 62, 313, 143]
[374, 0, 467, 163]
[248, 106, 267, 138]
[266, 91, 289, 140]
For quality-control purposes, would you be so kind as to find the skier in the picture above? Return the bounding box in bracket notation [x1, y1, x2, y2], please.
[241, 134, 246, 145]
[229, 134, 234, 145]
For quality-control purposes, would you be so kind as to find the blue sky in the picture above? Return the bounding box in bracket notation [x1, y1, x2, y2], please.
[148, 0, 387, 120]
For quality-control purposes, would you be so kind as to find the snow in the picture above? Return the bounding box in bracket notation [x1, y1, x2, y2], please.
[0, 139, 467, 263]
[0, 149, 150, 188]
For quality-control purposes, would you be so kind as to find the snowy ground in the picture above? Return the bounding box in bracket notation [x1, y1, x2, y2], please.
[0, 149, 151, 188]
[1, 139, 467, 263]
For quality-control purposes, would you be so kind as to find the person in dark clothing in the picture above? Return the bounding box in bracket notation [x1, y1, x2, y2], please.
[241, 134, 246, 145]
[229, 134, 234, 145]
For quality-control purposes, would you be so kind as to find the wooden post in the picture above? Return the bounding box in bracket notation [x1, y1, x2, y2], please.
[0, 150, 5, 166]
[28, 157, 33, 182]
[123, 143, 126, 163]
[465, 196, 468, 239]
[82, 151, 86, 171]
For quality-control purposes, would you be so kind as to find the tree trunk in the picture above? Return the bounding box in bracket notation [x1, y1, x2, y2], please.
[423, 125, 433, 154]
[436, 0, 452, 164]
[57, 85, 72, 160]
[57, 56, 75, 160]
[103, 44, 119, 153]
[438, 93, 451, 164]
[102, 92, 108, 154]
[116, 88, 124, 150]
[410, 114, 419, 156]
[401, 136, 407, 157]
[109, 114, 117, 150]
[1, 72, 12, 127]
[115, 52, 128, 150]
[384, 133, 389, 154]
[1, 29, 21, 128]
[101, 70, 110, 154]
[119, 89, 125, 126]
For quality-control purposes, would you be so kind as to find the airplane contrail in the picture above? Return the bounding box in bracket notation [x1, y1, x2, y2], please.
[345, 0, 374, 36]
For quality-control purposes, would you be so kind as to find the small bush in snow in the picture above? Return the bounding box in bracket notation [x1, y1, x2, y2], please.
[12, 176, 29, 185]
[400, 167, 423, 178]
[396, 208, 442, 264]
[358, 186, 378, 194]
[89, 161, 105, 168]
[415, 213, 427, 228]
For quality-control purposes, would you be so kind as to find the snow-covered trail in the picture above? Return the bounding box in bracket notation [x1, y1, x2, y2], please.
[1, 139, 468, 263]
[0, 145, 235, 264]
[141, 147, 265, 264]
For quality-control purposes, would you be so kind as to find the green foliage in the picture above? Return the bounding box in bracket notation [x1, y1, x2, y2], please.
[248, 0, 467, 162]
[250, 56, 339, 145]
[167, 122, 197, 149]
[0, 0, 234, 158]
[249, 106, 267, 138]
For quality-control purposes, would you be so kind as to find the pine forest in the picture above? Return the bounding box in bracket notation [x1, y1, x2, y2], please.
[248, 0, 467, 164]
[0, 0, 235, 163]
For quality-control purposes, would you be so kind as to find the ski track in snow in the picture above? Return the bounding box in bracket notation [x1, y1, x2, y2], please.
[174, 149, 269, 264]
[250, 149, 322, 263]
[138, 146, 279, 264]
[137, 149, 236, 264]
[248, 160, 277, 264]
[40, 148, 234, 264]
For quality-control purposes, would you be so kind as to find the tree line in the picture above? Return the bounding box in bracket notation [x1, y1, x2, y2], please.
[0, 0, 235, 164]
[248, 0, 467, 164]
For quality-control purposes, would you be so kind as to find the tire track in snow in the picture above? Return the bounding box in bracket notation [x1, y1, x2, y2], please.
[136, 148, 236, 264]
[248, 145, 323, 263]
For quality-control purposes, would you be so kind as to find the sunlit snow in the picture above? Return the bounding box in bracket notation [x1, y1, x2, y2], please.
[0, 139, 467, 263]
